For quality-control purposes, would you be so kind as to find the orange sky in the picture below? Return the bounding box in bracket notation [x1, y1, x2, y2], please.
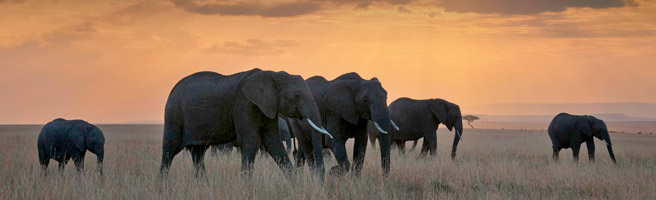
[1, 0, 656, 124]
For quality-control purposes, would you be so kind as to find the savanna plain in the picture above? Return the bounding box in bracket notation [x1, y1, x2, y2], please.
[1, 124, 655, 199]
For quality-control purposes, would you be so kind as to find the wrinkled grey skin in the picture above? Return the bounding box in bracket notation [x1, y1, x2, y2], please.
[548, 113, 617, 163]
[160, 69, 325, 178]
[369, 98, 463, 159]
[209, 117, 293, 155]
[38, 118, 105, 175]
[291, 72, 392, 177]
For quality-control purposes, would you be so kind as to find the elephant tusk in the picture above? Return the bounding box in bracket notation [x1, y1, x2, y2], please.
[374, 122, 388, 134]
[456, 130, 463, 141]
[604, 140, 611, 146]
[391, 120, 400, 131]
[307, 118, 333, 139]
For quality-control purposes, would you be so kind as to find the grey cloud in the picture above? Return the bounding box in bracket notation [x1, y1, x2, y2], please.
[397, 6, 411, 13]
[437, 0, 637, 15]
[314, 0, 413, 9]
[171, 0, 322, 17]
[207, 39, 298, 56]
[171, 0, 416, 16]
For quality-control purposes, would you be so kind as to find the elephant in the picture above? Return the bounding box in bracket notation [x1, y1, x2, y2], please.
[37, 118, 105, 175]
[369, 98, 463, 159]
[291, 72, 396, 177]
[160, 68, 331, 178]
[548, 113, 617, 163]
[209, 116, 293, 155]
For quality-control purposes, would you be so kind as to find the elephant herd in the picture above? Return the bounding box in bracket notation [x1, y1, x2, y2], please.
[36, 68, 618, 178]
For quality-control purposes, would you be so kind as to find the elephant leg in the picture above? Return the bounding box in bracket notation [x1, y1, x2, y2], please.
[40, 160, 50, 176]
[58, 158, 69, 171]
[572, 145, 582, 163]
[586, 139, 595, 162]
[425, 132, 438, 156]
[369, 134, 377, 147]
[160, 146, 183, 176]
[160, 124, 184, 176]
[395, 140, 406, 154]
[352, 132, 368, 177]
[295, 148, 307, 168]
[419, 139, 430, 158]
[552, 146, 560, 162]
[262, 126, 294, 179]
[73, 154, 85, 173]
[310, 131, 325, 179]
[410, 140, 418, 151]
[38, 148, 49, 176]
[188, 145, 208, 179]
[294, 129, 312, 168]
[240, 143, 258, 177]
[330, 141, 351, 176]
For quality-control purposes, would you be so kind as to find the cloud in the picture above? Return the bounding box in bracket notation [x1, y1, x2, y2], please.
[206, 39, 298, 56]
[170, 0, 418, 16]
[0, 0, 24, 3]
[436, 0, 637, 15]
[397, 6, 411, 13]
[318, 0, 413, 9]
[170, 0, 322, 17]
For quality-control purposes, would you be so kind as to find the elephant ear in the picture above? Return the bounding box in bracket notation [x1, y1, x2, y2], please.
[67, 122, 87, 152]
[446, 102, 461, 130]
[323, 81, 360, 125]
[576, 116, 593, 137]
[242, 71, 278, 119]
[428, 99, 450, 128]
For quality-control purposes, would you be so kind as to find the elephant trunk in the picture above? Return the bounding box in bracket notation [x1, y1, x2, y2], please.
[371, 103, 392, 134]
[602, 131, 617, 164]
[450, 119, 464, 159]
[378, 128, 391, 176]
[371, 102, 392, 176]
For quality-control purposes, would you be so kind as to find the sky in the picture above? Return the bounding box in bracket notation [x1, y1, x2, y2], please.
[1, 0, 656, 124]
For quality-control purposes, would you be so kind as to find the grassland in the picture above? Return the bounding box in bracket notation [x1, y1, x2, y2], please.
[1, 124, 655, 199]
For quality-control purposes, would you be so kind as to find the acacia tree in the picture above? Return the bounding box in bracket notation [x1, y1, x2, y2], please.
[463, 115, 479, 128]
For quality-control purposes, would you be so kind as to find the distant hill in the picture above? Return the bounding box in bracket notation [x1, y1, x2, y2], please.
[465, 103, 656, 119]
[120, 120, 163, 125]
[472, 113, 656, 123]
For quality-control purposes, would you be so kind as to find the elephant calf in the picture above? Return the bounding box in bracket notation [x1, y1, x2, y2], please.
[37, 118, 105, 175]
[548, 113, 616, 163]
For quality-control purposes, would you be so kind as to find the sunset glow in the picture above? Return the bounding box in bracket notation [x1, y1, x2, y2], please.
[1, 0, 656, 124]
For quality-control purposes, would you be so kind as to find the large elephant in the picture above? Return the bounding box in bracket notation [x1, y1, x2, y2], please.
[370, 98, 463, 159]
[291, 72, 395, 177]
[209, 116, 293, 155]
[160, 69, 331, 177]
[548, 113, 617, 163]
[37, 118, 105, 175]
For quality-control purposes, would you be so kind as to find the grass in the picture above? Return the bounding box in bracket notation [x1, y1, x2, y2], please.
[1, 124, 655, 199]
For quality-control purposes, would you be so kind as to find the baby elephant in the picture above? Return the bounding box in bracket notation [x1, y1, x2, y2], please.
[38, 118, 105, 175]
[548, 113, 616, 163]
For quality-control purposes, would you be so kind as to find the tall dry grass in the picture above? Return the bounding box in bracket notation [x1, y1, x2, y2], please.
[1, 124, 655, 199]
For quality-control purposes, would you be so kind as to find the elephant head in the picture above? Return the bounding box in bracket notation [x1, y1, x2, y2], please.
[242, 71, 331, 138]
[576, 116, 617, 163]
[428, 99, 463, 159]
[323, 78, 392, 134]
[71, 124, 105, 174]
